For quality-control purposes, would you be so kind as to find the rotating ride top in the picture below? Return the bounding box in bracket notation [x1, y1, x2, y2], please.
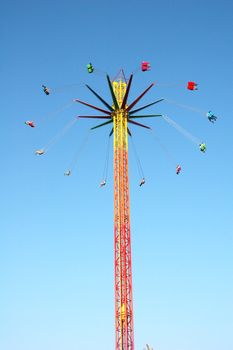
[27, 61, 218, 350]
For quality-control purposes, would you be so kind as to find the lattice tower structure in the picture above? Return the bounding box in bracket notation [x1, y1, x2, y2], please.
[75, 71, 161, 350]
[113, 78, 134, 350]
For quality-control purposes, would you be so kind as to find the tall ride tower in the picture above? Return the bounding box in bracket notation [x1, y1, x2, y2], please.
[76, 70, 162, 350]
[113, 77, 134, 350]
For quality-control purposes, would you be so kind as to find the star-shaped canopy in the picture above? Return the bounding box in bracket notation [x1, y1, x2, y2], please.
[75, 72, 163, 135]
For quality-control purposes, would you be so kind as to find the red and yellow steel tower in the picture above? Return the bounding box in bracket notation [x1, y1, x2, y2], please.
[75, 71, 163, 350]
[113, 78, 134, 350]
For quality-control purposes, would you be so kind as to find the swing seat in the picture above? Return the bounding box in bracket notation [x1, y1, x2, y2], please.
[187, 81, 197, 90]
[141, 61, 151, 71]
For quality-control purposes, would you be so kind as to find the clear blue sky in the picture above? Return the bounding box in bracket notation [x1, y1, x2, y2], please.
[1, 1, 233, 349]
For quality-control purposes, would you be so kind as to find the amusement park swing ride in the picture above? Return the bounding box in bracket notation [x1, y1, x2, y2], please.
[27, 61, 218, 350]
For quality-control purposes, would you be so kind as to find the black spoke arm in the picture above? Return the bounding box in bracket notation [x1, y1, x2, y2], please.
[78, 115, 111, 119]
[86, 84, 114, 111]
[91, 120, 113, 130]
[121, 74, 133, 109]
[126, 83, 155, 112]
[129, 114, 162, 119]
[75, 99, 112, 115]
[128, 119, 151, 129]
[106, 75, 119, 110]
[129, 99, 164, 115]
